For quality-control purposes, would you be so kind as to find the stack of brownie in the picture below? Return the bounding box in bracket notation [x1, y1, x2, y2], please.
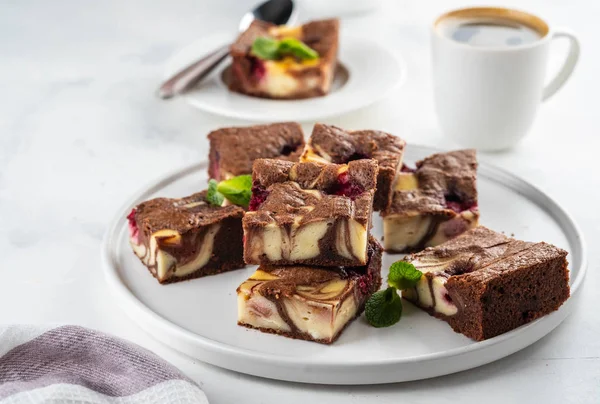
[127, 122, 306, 285]
[126, 121, 570, 344]
[236, 123, 414, 343]
[237, 158, 383, 343]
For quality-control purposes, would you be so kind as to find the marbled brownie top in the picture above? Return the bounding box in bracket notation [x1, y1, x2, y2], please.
[416, 149, 478, 205]
[247, 159, 378, 227]
[252, 158, 378, 191]
[304, 123, 405, 172]
[132, 191, 244, 234]
[230, 19, 339, 61]
[384, 149, 478, 216]
[406, 226, 568, 281]
[240, 236, 382, 300]
[207, 122, 305, 179]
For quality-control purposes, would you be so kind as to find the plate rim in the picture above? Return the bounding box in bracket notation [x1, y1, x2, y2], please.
[102, 145, 587, 381]
[164, 34, 408, 122]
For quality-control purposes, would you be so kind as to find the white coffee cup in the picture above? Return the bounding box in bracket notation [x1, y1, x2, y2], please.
[432, 7, 580, 151]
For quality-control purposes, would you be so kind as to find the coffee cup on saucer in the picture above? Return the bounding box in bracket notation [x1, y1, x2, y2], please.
[432, 7, 580, 151]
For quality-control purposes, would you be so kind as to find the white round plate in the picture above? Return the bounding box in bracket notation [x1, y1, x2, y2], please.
[164, 33, 406, 122]
[102, 145, 586, 385]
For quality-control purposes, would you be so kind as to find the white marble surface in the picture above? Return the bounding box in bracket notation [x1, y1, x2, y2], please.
[1, 0, 599, 402]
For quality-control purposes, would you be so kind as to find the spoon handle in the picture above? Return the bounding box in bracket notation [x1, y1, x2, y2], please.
[157, 44, 230, 99]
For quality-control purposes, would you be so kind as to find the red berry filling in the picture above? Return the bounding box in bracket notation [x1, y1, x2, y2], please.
[250, 57, 266, 81]
[443, 217, 470, 238]
[330, 171, 364, 199]
[401, 164, 415, 173]
[127, 208, 140, 244]
[209, 150, 220, 180]
[358, 273, 373, 295]
[249, 182, 270, 211]
[444, 193, 476, 213]
[248, 301, 273, 317]
[445, 201, 464, 213]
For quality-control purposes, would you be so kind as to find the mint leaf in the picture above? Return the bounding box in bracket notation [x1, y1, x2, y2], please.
[217, 174, 252, 207]
[388, 261, 423, 290]
[251, 37, 280, 60]
[206, 179, 224, 206]
[278, 38, 319, 60]
[365, 287, 402, 328]
[251, 36, 319, 61]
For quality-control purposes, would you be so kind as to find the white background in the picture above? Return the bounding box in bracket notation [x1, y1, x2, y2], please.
[1, 0, 598, 402]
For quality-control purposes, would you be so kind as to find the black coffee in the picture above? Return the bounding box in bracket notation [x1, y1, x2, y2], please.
[438, 18, 542, 47]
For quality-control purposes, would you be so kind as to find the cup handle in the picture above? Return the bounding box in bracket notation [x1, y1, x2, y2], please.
[542, 29, 580, 102]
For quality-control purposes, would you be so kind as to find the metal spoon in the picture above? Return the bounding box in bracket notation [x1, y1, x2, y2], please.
[157, 0, 296, 99]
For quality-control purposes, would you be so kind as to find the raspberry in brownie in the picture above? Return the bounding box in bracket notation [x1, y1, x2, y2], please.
[127, 191, 245, 284]
[381, 149, 479, 253]
[237, 236, 382, 344]
[229, 19, 339, 99]
[243, 158, 378, 267]
[401, 226, 570, 341]
[301, 123, 406, 211]
[207, 122, 305, 181]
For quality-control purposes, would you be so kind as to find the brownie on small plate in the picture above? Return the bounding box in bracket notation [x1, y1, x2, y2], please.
[301, 123, 406, 211]
[208, 122, 305, 181]
[127, 191, 245, 284]
[237, 237, 382, 344]
[243, 158, 378, 267]
[229, 19, 339, 99]
[382, 149, 479, 253]
[401, 226, 570, 341]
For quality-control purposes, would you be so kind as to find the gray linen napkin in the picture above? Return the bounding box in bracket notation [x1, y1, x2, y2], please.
[0, 325, 209, 403]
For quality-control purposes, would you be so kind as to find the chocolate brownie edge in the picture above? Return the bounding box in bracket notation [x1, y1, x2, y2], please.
[207, 123, 305, 179]
[230, 20, 274, 56]
[374, 166, 396, 211]
[238, 307, 361, 345]
[135, 191, 245, 235]
[479, 251, 569, 340]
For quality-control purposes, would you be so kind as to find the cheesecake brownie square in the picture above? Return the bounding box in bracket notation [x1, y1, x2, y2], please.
[229, 19, 339, 99]
[401, 226, 570, 341]
[127, 191, 245, 284]
[382, 149, 479, 253]
[243, 158, 378, 267]
[208, 122, 305, 181]
[237, 237, 382, 344]
[301, 123, 406, 211]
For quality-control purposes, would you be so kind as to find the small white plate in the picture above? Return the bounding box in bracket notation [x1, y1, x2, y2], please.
[102, 145, 586, 385]
[164, 33, 406, 122]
